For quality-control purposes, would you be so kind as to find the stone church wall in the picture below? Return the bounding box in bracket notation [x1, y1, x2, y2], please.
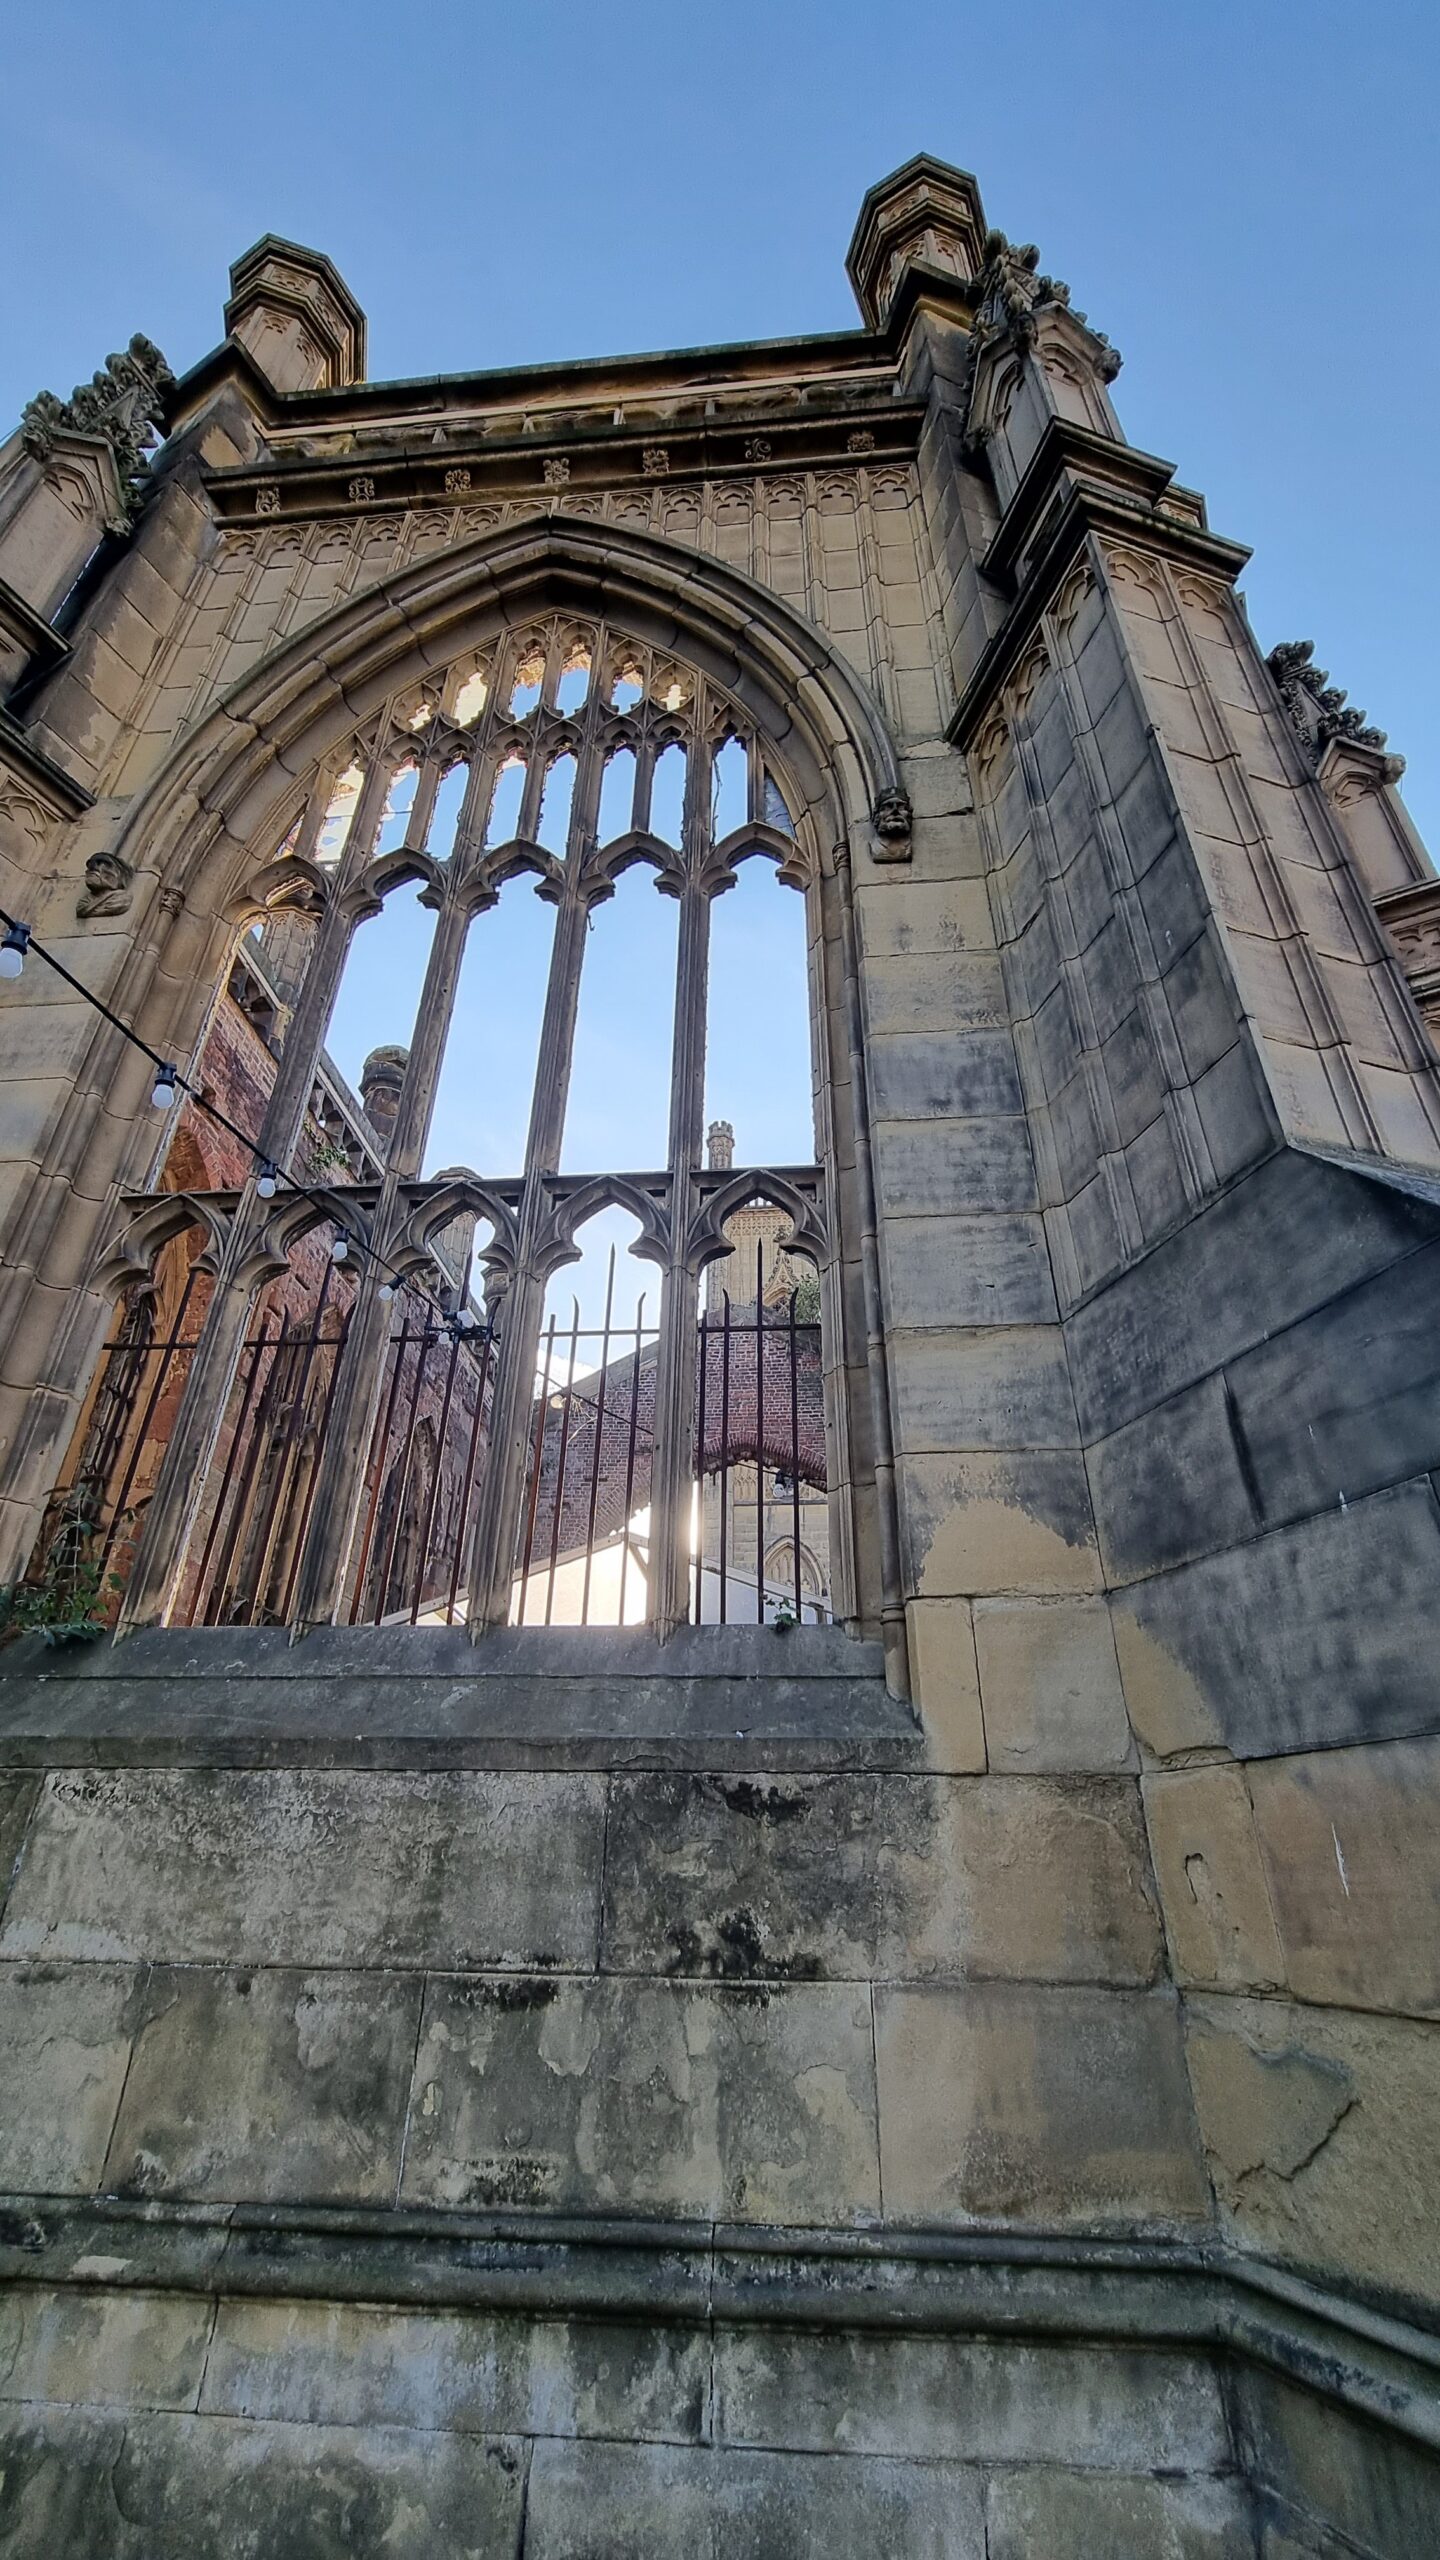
[0, 156, 1437, 2553]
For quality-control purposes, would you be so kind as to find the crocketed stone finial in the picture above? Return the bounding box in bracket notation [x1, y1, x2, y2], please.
[20, 334, 174, 519]
[973, 230, 1121, 380]
[1266, 640, 1402, 774]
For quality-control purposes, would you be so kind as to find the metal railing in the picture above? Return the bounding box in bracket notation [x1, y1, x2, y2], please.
[34, 1194, 830, 1636]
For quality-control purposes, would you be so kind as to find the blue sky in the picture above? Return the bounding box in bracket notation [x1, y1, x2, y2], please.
[5, 1, 1437, 1315]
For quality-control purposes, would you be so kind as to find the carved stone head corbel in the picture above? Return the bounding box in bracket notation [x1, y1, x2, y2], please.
[871, 786, 913, 862]
[76, 851, 134, 919]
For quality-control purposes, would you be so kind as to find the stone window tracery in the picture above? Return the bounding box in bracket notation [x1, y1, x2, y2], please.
[94, 611, 835, 1641]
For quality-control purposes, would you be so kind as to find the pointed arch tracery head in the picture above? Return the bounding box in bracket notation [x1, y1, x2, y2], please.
[109, 509, 903, 930]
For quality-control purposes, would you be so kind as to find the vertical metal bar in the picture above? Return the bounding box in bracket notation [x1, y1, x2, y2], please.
[693, 1289, 708, 1626]
[348, 1310, 408, 1625]
[199, 1315, 292, 1624]
[754, 1238, 765, 1622]
[277, 1299, 354, 1626]
[85, 1305, 151, 1502]
[580, 1246, 617, 1628]
[410, 1323, 463, 1623]
[544, 1298, 582, 1626]
[517, 1314, 557, 1624]
[97, 1262, 202, 1583]
[718, 1289, 731, 1624]
[372, 1312, 436, 1624]
[189, 1315, 271, 1616]
[789, 1283, 803, 1623]
[444, 1318, 496, 1625]
[616, 1294, 645, 1628]
[244, 1257, 336, 1624]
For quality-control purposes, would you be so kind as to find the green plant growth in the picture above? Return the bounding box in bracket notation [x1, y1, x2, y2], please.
[0, 1491, 126, 1646]
[789, 1269, 821, 1325]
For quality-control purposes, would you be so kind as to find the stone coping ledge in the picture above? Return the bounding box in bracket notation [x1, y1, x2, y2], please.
[0, 1624, 887, 1682]
[0, 2195, 1435, 2457]
[0, 1626, 917, 1771]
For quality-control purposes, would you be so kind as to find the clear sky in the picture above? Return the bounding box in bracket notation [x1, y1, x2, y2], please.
[5, 0, 1437, 1316]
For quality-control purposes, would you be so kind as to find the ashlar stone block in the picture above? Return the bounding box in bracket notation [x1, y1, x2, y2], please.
[0, 2405, 527, 2559]
[987, 2469, 1255, 2560]
[1143, 1764, 1285, 1994]
[1248, 1738, 1440, 2016]
[974, 1596, 1133, 1772]
[203, 2297, 708, 2446]
[715, 2327, 1227, 2472]
[900, 1450, 1103, 1598]
[401, 1974, 880, 2225]
[907, 1594, 987, 1772]
[0, 1768, 605, 1973]
[522, 2436, 985, 2560]
[875, 1981, 1208, 2224]
[0, 1961, 140, 2193]
[875, 1775, 1163, 1987]
[105, 1965, 422, 2205]
[0, 2285, 212, 2415]
[602, 1772, 881, 1981]
[1185, 1993, 1440, 2308]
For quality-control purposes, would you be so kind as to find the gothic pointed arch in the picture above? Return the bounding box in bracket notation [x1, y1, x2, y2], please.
[23, 505, 906, 1656]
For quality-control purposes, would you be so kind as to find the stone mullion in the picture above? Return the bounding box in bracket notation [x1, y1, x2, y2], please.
[288, 880, 475, 1628]
[451, 742, 504, 881]
[402, 750, 444, 855]
[517, 727, 548, 843]
[257, 755, 394, 1164]
[467, 859, 593, 1632]
[631, 724, 658, 837]
[646, 725, 713, 1638]
[118, 752, 396, 1624]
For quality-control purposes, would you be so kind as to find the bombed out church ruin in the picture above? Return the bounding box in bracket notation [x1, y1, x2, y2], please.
[0, 155, 1437, 2555]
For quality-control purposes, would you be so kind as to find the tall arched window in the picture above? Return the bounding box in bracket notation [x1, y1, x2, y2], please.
[85, 610, 849, 1641]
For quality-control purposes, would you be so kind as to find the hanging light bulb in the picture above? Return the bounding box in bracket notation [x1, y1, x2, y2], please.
[330, 1233, 351, 1265]
[150, 1063, 179, 1110]
[377, 1279, 395, 1303]
[0, 922, 30, 980]
[255, 1160, 278, 1200]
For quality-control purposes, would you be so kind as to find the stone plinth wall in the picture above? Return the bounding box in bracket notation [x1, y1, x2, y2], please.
[0, 1654, 1437, 2555]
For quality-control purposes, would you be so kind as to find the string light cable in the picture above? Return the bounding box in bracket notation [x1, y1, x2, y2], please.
[0, 905, 439, 1305]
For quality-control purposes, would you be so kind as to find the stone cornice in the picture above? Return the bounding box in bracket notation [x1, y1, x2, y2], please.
[0, 707, 93, 818]
[950, 427, 1251, 749]
[0, 2193, 1436, 2456]
[199, 392, 926, 526]
[168, 320, 899, 443]
[981, 418, 1182, 589]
